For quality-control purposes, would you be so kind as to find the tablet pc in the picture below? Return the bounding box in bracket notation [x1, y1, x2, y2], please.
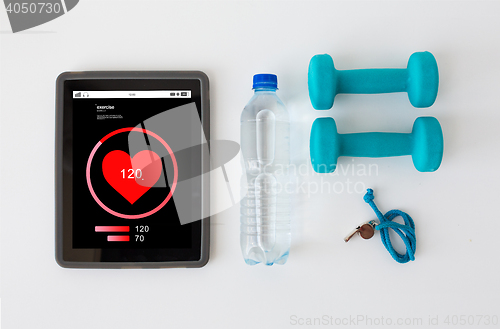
[55, 71, 210, 268]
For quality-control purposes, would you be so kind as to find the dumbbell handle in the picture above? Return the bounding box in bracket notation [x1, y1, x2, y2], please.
[337, 69, 407, 94]
[339, 132, 412, 158]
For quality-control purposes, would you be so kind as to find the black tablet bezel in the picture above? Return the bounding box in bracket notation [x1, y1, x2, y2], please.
[55, 71, 210, 268]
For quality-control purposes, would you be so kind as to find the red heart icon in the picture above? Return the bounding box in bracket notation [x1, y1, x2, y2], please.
[102, 150, 162, 204]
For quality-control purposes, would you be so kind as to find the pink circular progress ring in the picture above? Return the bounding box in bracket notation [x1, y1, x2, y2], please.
[86, 127, 178, 219]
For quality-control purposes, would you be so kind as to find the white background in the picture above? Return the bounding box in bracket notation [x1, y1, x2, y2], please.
[1, 1, 500, 328]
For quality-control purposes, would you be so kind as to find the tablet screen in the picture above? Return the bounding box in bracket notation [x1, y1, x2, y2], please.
[58, 76, 208, 265]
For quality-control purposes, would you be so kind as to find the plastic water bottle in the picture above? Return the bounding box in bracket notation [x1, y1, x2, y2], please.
[240, 74, 291, 265]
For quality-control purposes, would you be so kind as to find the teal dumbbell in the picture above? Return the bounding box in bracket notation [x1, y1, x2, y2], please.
[310, 117, 443, 173]
[308, 52, 439, 109]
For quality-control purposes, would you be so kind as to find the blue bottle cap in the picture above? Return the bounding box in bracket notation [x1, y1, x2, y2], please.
[253, 73, 278, 89]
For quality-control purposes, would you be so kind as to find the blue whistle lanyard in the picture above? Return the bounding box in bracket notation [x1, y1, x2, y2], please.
[364, 189, 416, 263]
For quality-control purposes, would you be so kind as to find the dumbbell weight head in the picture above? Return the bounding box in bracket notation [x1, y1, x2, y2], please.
[406, 52, 439, 108]
[411, 117, 443, 172]
[308, 54, 337, 110]
[310, 117, 340, 173]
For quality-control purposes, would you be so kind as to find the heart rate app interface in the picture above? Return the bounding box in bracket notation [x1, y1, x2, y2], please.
[72, 89, 201, 249]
